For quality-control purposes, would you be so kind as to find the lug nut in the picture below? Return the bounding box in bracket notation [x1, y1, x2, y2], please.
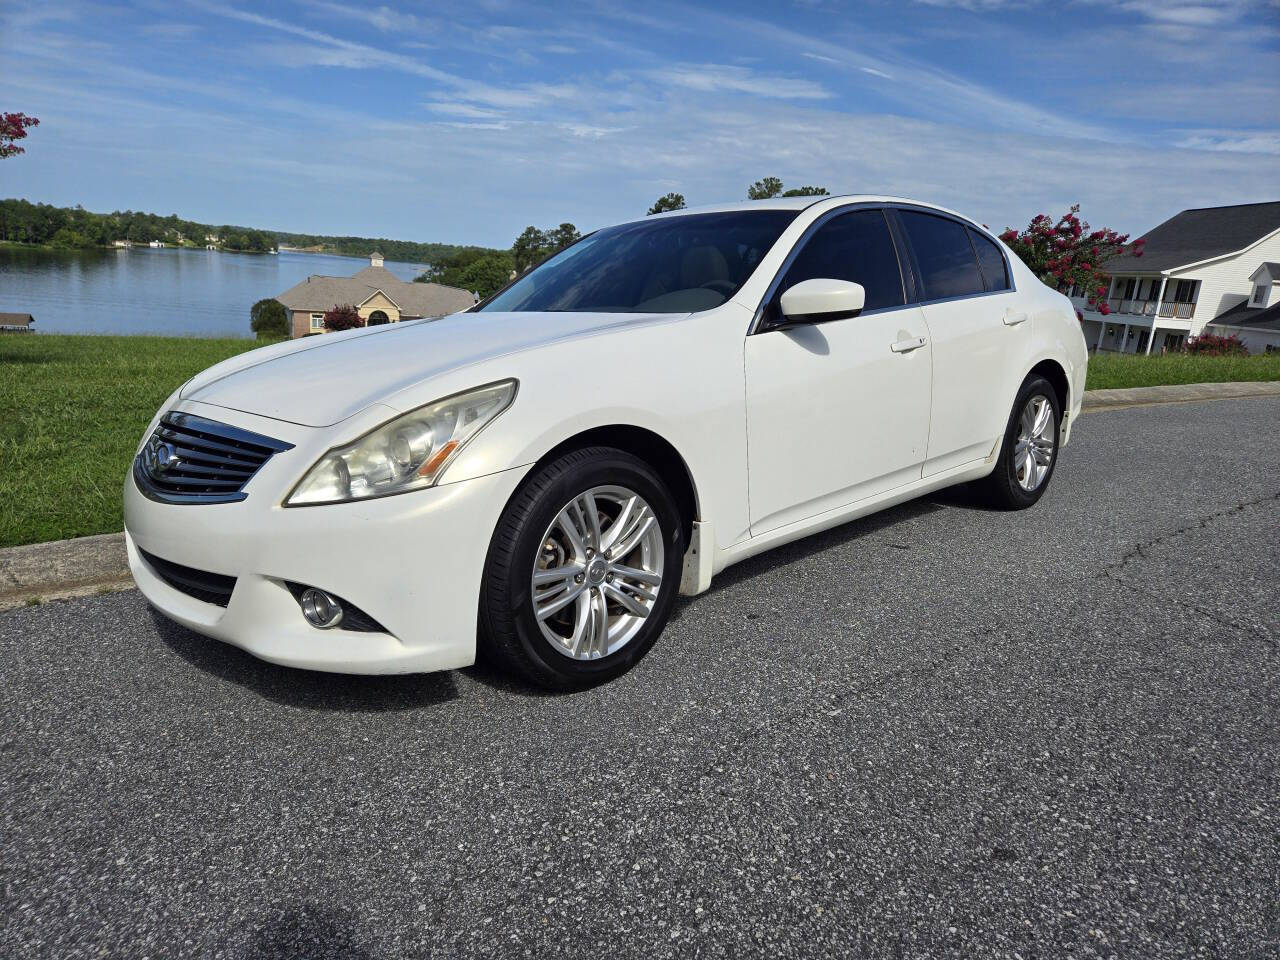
[574, 573, 584, 583]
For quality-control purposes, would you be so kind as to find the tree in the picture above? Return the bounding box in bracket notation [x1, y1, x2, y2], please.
[418, 248, 515, 298]
[999, 204, 1143, 316]
[0, 112, 39, 159]
[323, 303, 364, 332]
[647, 193, 686, 215]
[511, 222, 582, 273]
[250, 298, 288, 339]
[747, 177, 783, 200]
[512, 226, 547, 273]
[747, 177, 829, 200]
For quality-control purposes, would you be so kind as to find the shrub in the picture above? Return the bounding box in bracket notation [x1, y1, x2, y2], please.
[249, 298, 288, 339]
[323, 303, 364, 332]
[1184, 333, 1247, 357]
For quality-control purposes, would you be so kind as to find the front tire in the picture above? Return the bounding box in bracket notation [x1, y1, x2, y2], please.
[479, 446, 684, 690]
[979, 374, 1061, 510]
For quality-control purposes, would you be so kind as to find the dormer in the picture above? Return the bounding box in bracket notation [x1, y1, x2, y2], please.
[1249, 262, 1279, 309]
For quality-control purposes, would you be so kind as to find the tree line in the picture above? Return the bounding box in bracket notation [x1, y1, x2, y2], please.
[0, 197, 495, 261]
[0, 198, 276, 252]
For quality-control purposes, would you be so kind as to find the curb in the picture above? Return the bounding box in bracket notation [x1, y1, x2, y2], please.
[1081, 379, 1280, 412]
[0, 532, 130, 612]
[3, 381, 1278, 611]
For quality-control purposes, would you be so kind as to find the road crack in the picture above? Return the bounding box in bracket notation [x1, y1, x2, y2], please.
[1104, 491, 1280, 651]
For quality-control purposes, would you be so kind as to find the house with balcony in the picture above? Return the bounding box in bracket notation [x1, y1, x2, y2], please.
[1074, 201, 1280, 355]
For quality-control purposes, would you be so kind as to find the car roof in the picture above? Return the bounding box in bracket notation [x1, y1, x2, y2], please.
[641, 194, 977, 225]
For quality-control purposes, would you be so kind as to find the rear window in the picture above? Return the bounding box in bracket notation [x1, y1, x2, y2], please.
[899, 211, 985, 300]
[969, 227, 1010, 292]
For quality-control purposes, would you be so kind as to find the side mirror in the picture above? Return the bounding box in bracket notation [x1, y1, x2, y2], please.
[777, 278, 865, 325]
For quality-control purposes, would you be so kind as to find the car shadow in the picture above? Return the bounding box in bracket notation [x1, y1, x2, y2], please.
[151, 609, 459, 712]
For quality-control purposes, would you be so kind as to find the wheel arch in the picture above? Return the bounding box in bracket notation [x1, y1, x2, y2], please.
[1027, 357, 1070, 412]
[524, 425, 700, 542]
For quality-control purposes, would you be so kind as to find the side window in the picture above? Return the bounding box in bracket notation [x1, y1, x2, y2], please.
[969, 228, 1010, 292]
[899, 211, 985, 300]
[776, 209, 905, 315]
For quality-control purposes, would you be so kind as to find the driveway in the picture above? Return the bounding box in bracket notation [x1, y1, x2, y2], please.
[3, 397, 1278, 958]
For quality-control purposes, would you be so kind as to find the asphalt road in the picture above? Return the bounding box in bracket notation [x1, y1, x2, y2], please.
[3, 397, 1278, 959]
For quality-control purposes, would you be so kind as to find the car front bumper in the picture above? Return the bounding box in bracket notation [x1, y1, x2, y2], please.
[124, 400, 529, 675]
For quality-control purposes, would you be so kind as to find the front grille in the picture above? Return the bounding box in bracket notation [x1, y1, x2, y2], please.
[139, 548, 237, 607]
[134, 412, 293, 504]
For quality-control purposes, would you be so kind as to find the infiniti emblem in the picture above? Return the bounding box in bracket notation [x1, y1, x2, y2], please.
[145, 437, 180, 476]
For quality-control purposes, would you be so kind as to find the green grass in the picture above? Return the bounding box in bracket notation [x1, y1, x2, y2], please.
[0, 334, 272, 548]
[1085, 350, 1280, 390]
[2, 334, 1279, 548]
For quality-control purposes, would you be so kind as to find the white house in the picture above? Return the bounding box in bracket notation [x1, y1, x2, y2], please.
[1205, 262, 1280, 353]
[1073, 201, 1280, 355]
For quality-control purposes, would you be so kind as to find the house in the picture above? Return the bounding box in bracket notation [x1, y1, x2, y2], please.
[1073, 201, 1280, 355]
[0, 312, 34, 333]
[1204, 262, 1280, 353]
[275, 252, 477, 338]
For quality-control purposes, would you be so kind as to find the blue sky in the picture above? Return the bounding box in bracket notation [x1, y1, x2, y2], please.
[2, 0, 1277, 247]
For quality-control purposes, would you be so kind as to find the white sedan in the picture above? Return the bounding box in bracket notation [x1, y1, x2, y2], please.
[125, 196, 1087, 688]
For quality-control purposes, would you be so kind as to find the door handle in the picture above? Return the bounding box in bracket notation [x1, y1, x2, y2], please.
[1003, 311, 1028, 326]
[890, 336, 928, 353]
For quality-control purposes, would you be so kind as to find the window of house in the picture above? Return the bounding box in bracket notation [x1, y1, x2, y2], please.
[771, 209, 905, 318]
[898, 211, 985, 300]
[1121, 278, 1136, 300]
[310, 313, 324, 329]
[1173, 279, 1196, 303]
[1164, 333, 1185, 351]
[968, 228, 1011, 292]
[1254, 284, 1268, 306]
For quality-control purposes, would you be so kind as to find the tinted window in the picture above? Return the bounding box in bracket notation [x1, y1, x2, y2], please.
[775, 209, 904, 315]
[969, 228, 1010, 291]
[899, 211, 984, 300]
[479, 211, 797, 314]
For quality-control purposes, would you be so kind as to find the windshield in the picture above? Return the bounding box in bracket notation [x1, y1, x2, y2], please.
[479, 210, 798, 314]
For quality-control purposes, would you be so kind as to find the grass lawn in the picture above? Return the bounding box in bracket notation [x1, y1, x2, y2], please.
[1, 334, 270, 548]
[1085, 350, 1280, 391]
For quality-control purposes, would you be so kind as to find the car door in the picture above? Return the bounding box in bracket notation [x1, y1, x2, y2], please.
[744, 207, 933, 536]
[893, 209, 1026, 477]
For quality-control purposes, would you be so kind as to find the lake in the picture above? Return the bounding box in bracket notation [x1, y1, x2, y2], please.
[0, 246, 431, 338]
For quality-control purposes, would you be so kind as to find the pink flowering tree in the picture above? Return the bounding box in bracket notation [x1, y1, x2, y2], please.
[999, 204, 1143, 317]
[0, 112, 39, 159]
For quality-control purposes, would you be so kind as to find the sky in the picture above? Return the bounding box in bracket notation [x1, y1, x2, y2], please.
[1, 0, 1277, 248]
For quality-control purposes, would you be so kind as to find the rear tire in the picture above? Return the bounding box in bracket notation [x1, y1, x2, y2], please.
[979, 374, 1061, 510]
[479, 446, 684, 690]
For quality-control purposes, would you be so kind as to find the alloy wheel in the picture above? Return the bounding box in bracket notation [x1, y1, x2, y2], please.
[1013, 393, 1056, 491]
[530, 485, 665, 660]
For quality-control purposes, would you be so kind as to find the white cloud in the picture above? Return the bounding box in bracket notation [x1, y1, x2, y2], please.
[1175, 132, 1280, 154]
[654, 64, 831, 100]
[423, 101, 506, 120]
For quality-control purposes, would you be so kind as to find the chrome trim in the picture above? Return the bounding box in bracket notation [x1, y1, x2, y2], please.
[133, 412, 292, 505]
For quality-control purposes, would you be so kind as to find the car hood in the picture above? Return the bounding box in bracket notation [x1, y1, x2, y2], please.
[181, 311, 681, 427]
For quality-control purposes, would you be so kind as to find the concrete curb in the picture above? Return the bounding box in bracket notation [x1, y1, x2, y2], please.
[2, 380, 1277, 611]
[1081, 379, 1280, 412]
[0, 532, 130, 612]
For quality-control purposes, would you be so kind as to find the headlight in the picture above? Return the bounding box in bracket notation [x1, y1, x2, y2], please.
[285, 380, 516, 506]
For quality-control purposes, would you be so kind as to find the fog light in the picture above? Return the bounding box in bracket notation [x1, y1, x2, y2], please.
[299, 588, 344, 629]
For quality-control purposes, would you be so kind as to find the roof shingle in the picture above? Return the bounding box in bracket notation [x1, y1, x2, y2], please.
[1106, 201, 1280, 274]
